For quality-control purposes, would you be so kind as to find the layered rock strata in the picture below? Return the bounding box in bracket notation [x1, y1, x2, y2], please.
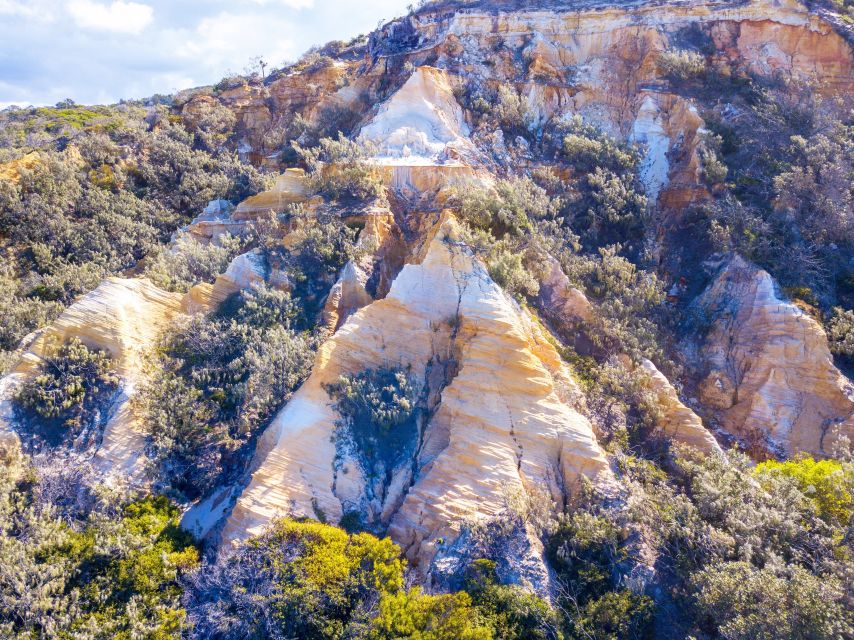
[223, 215, 613, 579]
[693, 255, 854, 457]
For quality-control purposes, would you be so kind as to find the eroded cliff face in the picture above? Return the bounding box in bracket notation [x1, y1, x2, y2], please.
[691, 255, 854, 458]
[223, 214, 613, 586]
[2, 0, 852, 597]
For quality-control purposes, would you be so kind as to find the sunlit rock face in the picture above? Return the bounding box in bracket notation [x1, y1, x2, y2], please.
[639, 359, 723, 455]
[0, 278, 184, 482]
[222, 215, 613, 581]
[692, 255, 854, 458]
[359, 66, 476, 165]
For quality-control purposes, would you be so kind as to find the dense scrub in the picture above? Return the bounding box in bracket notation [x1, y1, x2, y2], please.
[0, 102, 266, 365]
[326, 367, 419, 484]
[0, 445, 199, 639]
[13, 338, 119, 449]
[183, 517, 556, 640]
[138, 285, 315, 501]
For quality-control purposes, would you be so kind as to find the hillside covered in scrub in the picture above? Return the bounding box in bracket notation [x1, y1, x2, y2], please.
[1, 0, 854, 637]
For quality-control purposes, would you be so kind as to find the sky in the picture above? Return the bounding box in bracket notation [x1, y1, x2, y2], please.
[0, 0, 413, 108]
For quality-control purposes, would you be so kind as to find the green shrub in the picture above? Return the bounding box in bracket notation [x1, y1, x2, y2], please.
[754, 456, 853, 525]
[487, 246, 540, 301]
[275, 216, 359, 326]
[657, 49, 707, 82]
[560, 116, 640, 174]
[564, 246, 666, 361]
[371, 588, 493, 640]
[464, 560, 562, 640]
[140, 287, 315, 500]
[296, 134, 386, 203]
[15, 338, 119, 444]
[447, 176, 557, 239]
[692, 561, 852, 640]
[143, 231, 249, 293]
[570, 590, 654, 640]
[827, 306, 854, 356]
[583, 168, 648, 245]
[325, 367, 418, 484]
[490, 85, 534, 136]
[0, 450, 198, 639]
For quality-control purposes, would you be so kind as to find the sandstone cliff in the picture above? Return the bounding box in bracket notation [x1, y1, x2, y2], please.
[692, 255, 854, 457]
[223, 215, 613, 583]
[1, 0, 852, 599]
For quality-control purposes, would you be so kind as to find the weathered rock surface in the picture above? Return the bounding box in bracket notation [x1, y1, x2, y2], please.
[359, 66, 476, 165]
[0, 278, 184, 481]
[639, 359, 722, 454]
[693, 255, 854, 457]
[223, 215, 613, 579]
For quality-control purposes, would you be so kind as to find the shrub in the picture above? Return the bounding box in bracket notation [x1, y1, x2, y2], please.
[487, 245, 540, 300]
[754, 456, 853, 525]
[0, 450, 198, 639]
[143, 231, 249, 293]
[371, 589, 493, 640]
[570, 589, 655, 640]
[565, 246, 666, 361]
[545, 508, 654, 640]
[185, 518, 407, 639]
[0, 291, 63, 352]
[325, 367, 418, 485]
[140, 287, 315, 500]
[584, 168, 648, 245]
[827, 306, 854, 356]
[657, 49, 707, 82]
[773, 126, 854, 246]
[700, 145, 728, 185]
[490, 85, 534, 136]
[296, 134, 386, 203]
[692, 561, 852, 640]
[277, 216, 359, 326]
[184, 518, 502, 640]
[15, 337, 119, 445]
[447, 176, 558, 238]
[560, 115, 640, 174]
[464, 560, 562, 640]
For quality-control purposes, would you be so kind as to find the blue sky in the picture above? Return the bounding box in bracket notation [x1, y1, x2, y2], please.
[0, 0, 413, 108]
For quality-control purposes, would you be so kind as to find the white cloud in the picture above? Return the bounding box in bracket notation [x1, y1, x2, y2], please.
[243, 0, 315, 7]
[176, 12, 299, 74]
[66, 0, 153, 34]
[0, 0, 60, 21]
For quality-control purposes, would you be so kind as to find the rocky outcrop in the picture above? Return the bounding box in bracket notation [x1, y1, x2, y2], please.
[692, 255, 854, 457]
[359, 66, 476, 165]
[0, 278, 184, 481]
[232, 169, 314, 220]
[223, 215, 613, 581]
[639, 359, 722, 454]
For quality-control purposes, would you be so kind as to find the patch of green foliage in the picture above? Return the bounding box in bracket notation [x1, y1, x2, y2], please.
[0, 102, 266, 364]
[296, 134, 387, 204]
[272, 214, 360, 327]
[0, 447, 198, 639]
[620, 446, 854, 639]
[184, 518, 494, 639]
[546, 511, 654, 640]
[139, 284, 315, 501]
[14, 337, 119, 447]
[325, 366, 418, 485]
[754, 456, 853, 525]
